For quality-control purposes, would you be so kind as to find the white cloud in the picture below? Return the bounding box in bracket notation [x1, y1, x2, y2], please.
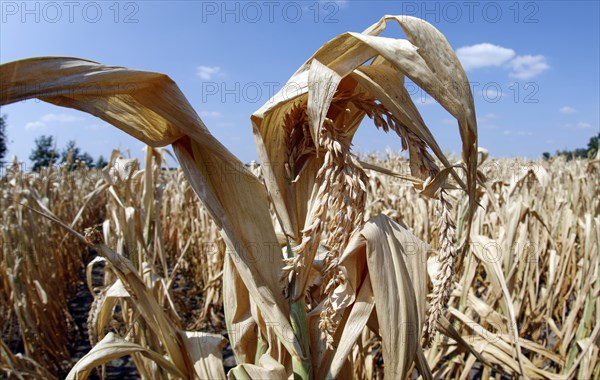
[320, 0, 348, 6]
[84, 123, 109, 131]
[412, 95, 438, 106]
[482, 86, 502, 101]
[24, 112, 85, 131]
[502, 130, 533, 136]
[508, 55, 549, 79]
[196, 65, 221, 80]
[477, 113, 497, 123]
[40, 113, 84, 123]
[25, 121, 46, 131]
[559, 106, 577, 114]
[477, 113, 499, 129]
[563, 122, 593, 129]
[517, 131, 533, 136]
[200, 111, 222, 118]
[457, 43, 549, 79]
[456, 43, 516, 71]
[333, 0, 348, 7]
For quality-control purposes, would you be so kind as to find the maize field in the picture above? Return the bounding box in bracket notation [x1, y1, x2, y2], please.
[1, 15, 599, 380]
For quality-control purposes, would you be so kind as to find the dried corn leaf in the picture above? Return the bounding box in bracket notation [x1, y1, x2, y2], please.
[362, 215, 429, 378]
[252, 15, 477, 243]
[319, 215, 429, 378]
[178, 331, 228, 380]
[228, 354, 288, 380]
[0, 57, 303, 362]
[66, 332, 186, 380]
[471, 235, 526, 377]
[223, 255, 258, 365]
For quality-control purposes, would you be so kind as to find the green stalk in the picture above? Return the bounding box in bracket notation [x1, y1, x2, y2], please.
[287, 241, 312, 380]
[290, 297, 312, 380]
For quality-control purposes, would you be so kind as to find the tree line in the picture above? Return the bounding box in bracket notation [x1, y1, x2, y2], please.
[0, 114, 107, 171]
[28, 135, 108, 171]
[0, 113, 598, 169]
[542, 133, 599, 161]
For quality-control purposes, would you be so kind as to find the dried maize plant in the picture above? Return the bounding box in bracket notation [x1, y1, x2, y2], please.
[277, 98, 368, 343]
[83, 147, 226, 378]
[1, 15, 478, 379]
[0, 54, 294, 379]
[157, 163, 226, 330]
[438, 153, 599, 379]
[252, 9, 476, 354]
[0, 158, 105, 377]
[355, 152, 599, 379]
[249, 14, 479, 378]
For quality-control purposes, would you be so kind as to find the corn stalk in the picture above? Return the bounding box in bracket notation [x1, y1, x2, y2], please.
[1, 15, 479, 379]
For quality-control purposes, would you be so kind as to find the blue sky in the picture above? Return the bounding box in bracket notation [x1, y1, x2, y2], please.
[1, 1, 599, 167]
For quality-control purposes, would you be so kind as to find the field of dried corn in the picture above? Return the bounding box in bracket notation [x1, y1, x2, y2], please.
[1, 150, 598, 379]
[1, 15, 599, 380]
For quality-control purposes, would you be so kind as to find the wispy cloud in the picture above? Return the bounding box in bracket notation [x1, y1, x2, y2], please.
[503, 129, 533, 136]
[25, 112, 85, 131]
[559, 106, 577, 114]
[478, 113, 497, 123]
[25, 121, 46, 131]
[456, 43, 516, 71]
[200, 111, 222, 118]
[196, 65, 221, 80]
[477, 113, 498, 129]
[216, 122, 233, 128]
[40, 113, 84, 123]
[457, 43, 549, 79]
[482, 86, 502, 100]
[562, 122, 593, 129]
[516, 131, 534, 136]
[321, 0, 348, 8]
[412, 95, 438, 106]
[508, 55, 549, 79]
[84, 123, 109, 131]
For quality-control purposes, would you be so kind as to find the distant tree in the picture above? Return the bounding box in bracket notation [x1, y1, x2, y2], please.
[587, 133, 599, 158]
[542, 152, 551, 160]
[61, 140, 81, 166]
[61, 140, 94, 169]
[553, 133, 599, 160]
[61, 140, 80, 169]
[79, 152, 95, 168]
[30, 136, 104, 171]
[30, 135, 58, 171]
[0, 114, 7, 163]
[95, 155, 108, 169]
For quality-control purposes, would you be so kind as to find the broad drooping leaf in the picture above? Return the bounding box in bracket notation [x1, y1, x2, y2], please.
[250, 14, 477, 353]
[0, 57, 304, 370]
[252, 15, 477, 242]
[317, 214, 430, 379]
